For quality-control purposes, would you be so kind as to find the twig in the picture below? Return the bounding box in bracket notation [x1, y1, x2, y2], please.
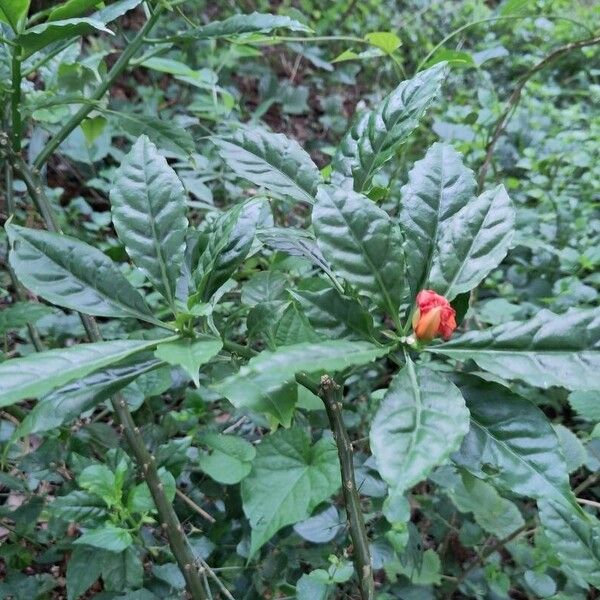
[478, 34, 600, 191]
[319, 375, 374, 600]
[577, 497, 600, 509]
[176, 488, 216, 524]
[574, 472, 599, 495]
[198, 557, 237, 600]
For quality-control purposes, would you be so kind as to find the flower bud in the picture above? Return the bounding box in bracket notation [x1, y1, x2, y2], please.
[412, 290, 457, 342]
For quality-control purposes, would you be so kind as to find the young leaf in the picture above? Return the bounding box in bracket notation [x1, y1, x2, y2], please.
[0, 338, 166, 407]
[432, 308, 600, 391]
[7, 223, 156, 324]
[429, 185, 515, 300]
[452, 378, 575, 507]
[370, 358, 469, 494]
[0, 0, 29, 32]
[539, 498, 600, 587]
[154, 337, 222, 387]
[241, 427, 340, 556]
[331, 63, 446, 191]
[213, 127, 322, 204]
[190, 12, 311, 39]
[197, 433, 256, 485]
[313, 185, 404, 318]
[74, 524, 133, 552]
[48, 0, 103, 21]
[110, 135, 188, 308]
[399, 142, 477, 299]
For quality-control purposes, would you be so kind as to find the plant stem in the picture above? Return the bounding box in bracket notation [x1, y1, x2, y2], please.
[11, 45, 22, 152]
[319, 375, 374, 600]
[33, 4, 164, 169]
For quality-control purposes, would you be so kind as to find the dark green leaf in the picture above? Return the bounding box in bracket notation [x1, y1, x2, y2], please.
[66, 546, 103, 600]
[0, 301, 53, 335]
[198, 433, 256, 484]
[74, 524, 133, 552]
[190, 12, 311, 39]
[48, 0, 103, 21]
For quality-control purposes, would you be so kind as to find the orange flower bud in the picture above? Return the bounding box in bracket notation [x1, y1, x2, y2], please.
[412, 290, 457, 342]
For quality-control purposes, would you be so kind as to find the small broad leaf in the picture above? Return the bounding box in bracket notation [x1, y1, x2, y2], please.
[197, 433, 256, 485]
[154, 337, 222, 387]
[110, 135, 188, 308]
[241, 427, 340, 555]
[539, 498, 600, 588]
[0, 0, 29, 32]
[18, 18, 112, 59]
[50, 490, 108, 523]
[364, 31, 401, 54]
[370, 358, 469, 494]
[7, 223, 156, 324]
[128, 468, 175, 514]
[313, 185, 404, 319]
[293, 505, 343, 543]
[66, 546, 104, 600]
[452, 378, 575, 507]
[190, 12, 311, 39]
[78, 464, 117, 504]
[0, 337, 166, 407]
[74, 524, 133, 552]
[0, 301, 53, 335]
[213, 127, 322, 204]
[331, 63, 446, 192]
[429, 184, 515, 300]
[432, 308, 600, 391]
[567, 390, 600, 421]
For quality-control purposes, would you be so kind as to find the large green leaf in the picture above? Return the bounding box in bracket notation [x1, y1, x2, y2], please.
[370, 358, 469, 494]
[213, 127, 322, 204]
[312, 185, 404, 318]
[241, 427, 340, 555]
[190, 11, 310, 39]
[539, 498, 600, 588]
[399, 142, 477, 298]
[331, 63, 446, 191]
[198, 433, 256, 485]
[110, 135, 188, 308]
[0, 0, 29, 31]
[216, 341, 388, 425]
[0, 338, 166, 407]
[432, 308, 600, 391]
[7, 224, 156, 324]
[18, 18, 112, 58]
[48, 0, 103, 21]
[452, 379, 574, 506]
[74, 524, 133, 552]
[16, 358, 162, 437]
[428, 184, 515, 300]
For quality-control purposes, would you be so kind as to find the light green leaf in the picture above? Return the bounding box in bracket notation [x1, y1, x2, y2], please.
[0, 337, 165, 407]
[453, 378, 575, 506]
[110, 135, 188, 308]
[241, 427, 340, 555]
[154, 337, 222, 387]
[78, 464, 116, 504]
[432, 308, 600, 391]
[331, 63, 446, 192]
[399, 142, 477, 299]
[0, 0, 29, 32]
[18, 18, 112, 59]
[539, 498, 600, 588]
[313, 185, 404, 318]
[49, 0, 103, 21]
[80, 115, 107, 146]
[429, 184, 515, 300]
[553, 424, 586, 474]
[0, 301, 53, 335]
[568, 390, 600, 421]
[213, 126, 322, 204]
[190, 12, 311, 39]
[74, 524, 133, 552]
[364, 31, 401, 54]
[370, 358, 469, 494]
[7, 223, 156, 323]
[128, 468, 175, 514]
[92, 0, 142, 24]
[198, 433, 256, 485]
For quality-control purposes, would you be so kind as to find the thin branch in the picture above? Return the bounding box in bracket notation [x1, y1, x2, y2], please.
[478, 35, 600, 191]
[320, 375, 374, 600]
[176, 488, 216, 524]
[577, 497, 600, 509]
[198, 557, 237, 600]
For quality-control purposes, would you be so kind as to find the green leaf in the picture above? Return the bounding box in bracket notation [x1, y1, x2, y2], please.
[331, 63, 446, 191]
[50, 490, 108, 522]
[0, 301, 53, 335]
[399, 142, 477, 299]
[198, 433, 256, 484]
[568, 390, 600, 421]
[452, 379, 574, 506]
[111, 112, 194, 158]
[313, 185, 404, 318]
[370, 358, 469, 494]
[216, 341, 388, 424]
[539, 498, 600, 588]
[241, 427, 340, 555]
[80, 115, 107, 146]
[190, 12, 311, 39]
[101, 547, 143, 592]
[154, 337, 222, 387]
[273, 303, 321, 346]
[0, 337, 165, 407]
[78, 464, 117, 504]
[110, 135, 188, 308]
[0, 0, 29, 32]
[429, 184, 515, 300]
[75, 524, 133, 552]
[213, 126, 322, 204]
[49, 0, 103, 21]
[7, 224, 156, 323]
[92, 0, 142, 24]
[66, 546, 103, 600]
[128, 468, 175, 514]
[424, 49, 474, 68]
[553, 424, 586, 474]
[16, 358, 160, 437]
[432, 308, 600, 391]
[18, 18, 112, 59]
[291, 286, 374, 341]
[364, 31, 401, 54]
